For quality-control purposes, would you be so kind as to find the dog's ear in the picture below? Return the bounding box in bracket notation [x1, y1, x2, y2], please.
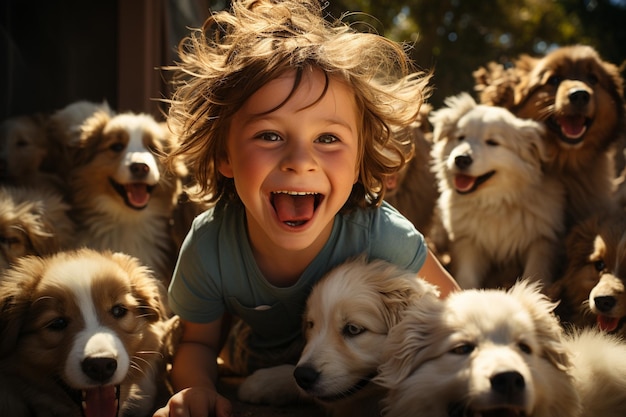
[111, 251, 170, 321]
[0, 255, 46, 357]
[511, 54, 540, 109]
[513, 117, 553, 164]
[430, 92, 477, 143]
[509, 280, 571, 371]
[71, 109, 112, 165]
[376, 295, 446, 388]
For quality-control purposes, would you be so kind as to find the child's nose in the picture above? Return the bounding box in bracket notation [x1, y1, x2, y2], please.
[280, 141, 318, 173]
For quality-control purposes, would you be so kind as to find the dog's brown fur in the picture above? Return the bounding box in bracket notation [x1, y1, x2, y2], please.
[0, 248, 180, 417]
[549, 208, 626, 338]
[474, 45, 626, 228]
[0, 186, 75, 270]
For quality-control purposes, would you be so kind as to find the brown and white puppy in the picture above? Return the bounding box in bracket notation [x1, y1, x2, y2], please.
[237, 257, 439, 417]
[0, 248, 179, 417]
[67, 110, 186, 284]
[430, 93, 565, 289]
[474, 45, 626, 228]
[377, 281, 626, 417]
[0, 186, 75, 270]
[549, 208, 626, 336]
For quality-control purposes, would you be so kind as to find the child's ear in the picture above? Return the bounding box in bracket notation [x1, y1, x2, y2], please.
[218, 158, 234, 178]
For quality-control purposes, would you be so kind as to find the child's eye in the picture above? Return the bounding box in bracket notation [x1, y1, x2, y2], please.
[257, 132, 281, 142]
[315, 134, 339, 144]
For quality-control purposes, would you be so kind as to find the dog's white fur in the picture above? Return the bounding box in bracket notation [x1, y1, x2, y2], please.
[376, 281, 626, 417]
[0, 248, 179, 417]
[238, 257, 439, 416]
[430, 93, 565, 288]
[67, 110, 185, 284]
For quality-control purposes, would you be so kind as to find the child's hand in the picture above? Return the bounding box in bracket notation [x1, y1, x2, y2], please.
[153, 386, 233, 417]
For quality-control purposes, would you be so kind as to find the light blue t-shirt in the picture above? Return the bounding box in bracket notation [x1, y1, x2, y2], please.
[168, 200, 427, 350]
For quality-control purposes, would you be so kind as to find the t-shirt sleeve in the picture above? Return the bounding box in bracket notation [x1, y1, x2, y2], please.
[167, 215, 226, 323]
[369, 202, 427, 273]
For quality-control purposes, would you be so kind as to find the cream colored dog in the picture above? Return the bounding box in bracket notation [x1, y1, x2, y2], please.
[430, 93, 565, 289]
[238, 257, 439, 416]
[377, 280, 626, 417]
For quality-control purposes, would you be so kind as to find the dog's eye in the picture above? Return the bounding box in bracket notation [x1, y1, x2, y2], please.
[457, 135, 466, 142]
[111, 304, 128, 318]
[485, 139, 498, 146]
[547, 75, 562, 86]
[450, 343, 475, 355]
[109, 142, 125, 153]
[594, 259, 606, 272]
[587, 73, 598, 85]
[518, 342, 532, 354]
[305, 320, 314, 330]
[45, 317, 69, 331]
[342, 323, 365, 337]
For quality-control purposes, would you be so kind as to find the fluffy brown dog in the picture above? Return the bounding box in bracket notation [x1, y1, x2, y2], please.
[0, 248, 179, 417]
[474, 45, 625, 228]
[549, 208, 626, 336]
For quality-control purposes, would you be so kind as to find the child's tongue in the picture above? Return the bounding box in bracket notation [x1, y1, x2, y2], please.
[273, 193, 315, 223]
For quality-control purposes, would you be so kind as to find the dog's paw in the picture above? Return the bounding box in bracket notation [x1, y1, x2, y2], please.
[238, 364, 303, 405]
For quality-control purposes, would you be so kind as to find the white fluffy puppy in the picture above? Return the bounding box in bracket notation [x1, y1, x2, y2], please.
[430, 93, 565, 288]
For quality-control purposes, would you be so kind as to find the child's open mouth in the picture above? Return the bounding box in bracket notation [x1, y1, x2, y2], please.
[271, 191, 323, 227]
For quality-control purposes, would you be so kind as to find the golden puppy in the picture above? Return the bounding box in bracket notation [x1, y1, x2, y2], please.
[0, 248, 179, 417]
[474, 45, 625, 228]
[430, 92, 565, 289]
[377, 281, 626, 417]
[0, 186, 75, 270]
[237, 257, 439, 417]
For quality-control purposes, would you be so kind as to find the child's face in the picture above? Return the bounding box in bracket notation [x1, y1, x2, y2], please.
[220, 68, 360, 253]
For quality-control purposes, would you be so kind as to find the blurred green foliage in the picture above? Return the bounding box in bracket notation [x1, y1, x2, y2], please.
[208, 0, 626, 107]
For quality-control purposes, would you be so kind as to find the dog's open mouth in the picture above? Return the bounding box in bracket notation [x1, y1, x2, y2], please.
[61, 380, 120, 417]
[109, 178, 155, 210]
[454, 171, 495, 194]
[597, 314, 626, 333]
[549, 115, 592, 145]
[82, 385, 120, 417]
[271, 191, 323, 227]
[449, 402, 527, 417]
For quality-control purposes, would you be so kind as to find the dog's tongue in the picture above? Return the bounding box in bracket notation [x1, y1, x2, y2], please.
[597, 315, 619, 332]
[125, 183, 150, 208]
[557, 115, 587, 139]
[273, 193, 314, 224]
[83, 386, 117, 417]
[454, 174, 476, 193]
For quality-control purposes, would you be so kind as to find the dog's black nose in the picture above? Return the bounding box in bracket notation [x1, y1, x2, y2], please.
[130, 162, 150, 178]
[81, 357, 118, 382]
[594, 295, 617, 313]
[569, 89, 590, 107]
[293, 365, 320, 391]
[454, 154, 472, 169]
[490, 371, 525, 396]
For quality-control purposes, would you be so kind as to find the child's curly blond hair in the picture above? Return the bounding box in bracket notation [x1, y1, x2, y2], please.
[166, 0, 431, 210]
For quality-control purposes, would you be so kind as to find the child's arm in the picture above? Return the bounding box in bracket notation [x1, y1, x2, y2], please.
[419, 250, 461, 298]
[153, 319, 233, 417]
